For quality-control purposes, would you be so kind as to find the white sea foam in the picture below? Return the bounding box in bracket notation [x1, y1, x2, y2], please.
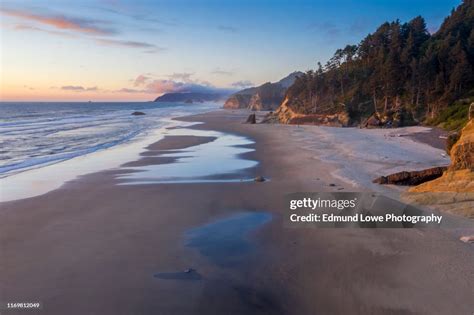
[0, 102, 218, 177]
[0, 102, 219, 202]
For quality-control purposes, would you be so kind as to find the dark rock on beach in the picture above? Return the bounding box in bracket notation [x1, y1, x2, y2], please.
[131, 111, 146, 116]
[360, 109, 416, 129]
[245, 113, 256, 124]
[254, 176, 266, 182]
[154, 269, 202, 281]
[373, 166, 448, 186]
[363, 114, 381, 128]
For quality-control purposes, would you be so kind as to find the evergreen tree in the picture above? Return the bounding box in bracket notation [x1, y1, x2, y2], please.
[284, 0, 474, 126]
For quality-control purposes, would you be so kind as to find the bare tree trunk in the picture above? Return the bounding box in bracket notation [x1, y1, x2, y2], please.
[373, 91, 377, 114]
[340, 75, 344, 96]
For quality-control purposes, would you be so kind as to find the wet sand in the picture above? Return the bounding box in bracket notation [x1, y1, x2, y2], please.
[145, 135, 217, 151]
[1, 110, 473, 315]
[406, 126, 448, 150]
[123, 135, 216, 167]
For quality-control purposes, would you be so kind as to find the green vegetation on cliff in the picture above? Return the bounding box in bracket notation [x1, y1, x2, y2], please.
[285, 0, 474, 128]
[427, 97, 473, 130]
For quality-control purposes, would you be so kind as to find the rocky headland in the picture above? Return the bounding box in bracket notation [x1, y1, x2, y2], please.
[248, 1, 474, 130]
[155, 92, 229, 103]
[409, 104, 474, 193]
[223, 72, 302, 111]
[403, 104, 474, 217]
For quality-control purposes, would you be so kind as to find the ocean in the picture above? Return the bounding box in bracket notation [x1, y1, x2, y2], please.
[0, 101, 218, 178]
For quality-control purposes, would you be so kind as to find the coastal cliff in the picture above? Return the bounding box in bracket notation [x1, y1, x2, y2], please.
[403, 104, 474, 217]
[409, 104, 474, 193]
[223, 72, 302, 111]
[224, 94, 252, 109]
[271, 0, 474, 127]
[273, 97, 299, 123]
[272, 96, 351, 126]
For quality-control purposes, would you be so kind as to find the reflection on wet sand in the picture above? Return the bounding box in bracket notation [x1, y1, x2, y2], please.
[117, 128, 258, 184]
[185, 212, 272, 267]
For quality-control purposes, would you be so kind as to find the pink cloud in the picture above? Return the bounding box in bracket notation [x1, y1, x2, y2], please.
[11, 22, 162, 52]
[118, 72, 234, 95]
[145, 80, 185, 93]
[1, 8, 116, 35]
[116, 88, 143, 93]
[61, 85, 98, 92]
[134, 74, 150, 86]
[114, 81, 185, 94]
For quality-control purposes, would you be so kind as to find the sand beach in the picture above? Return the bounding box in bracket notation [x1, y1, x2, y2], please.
[1, 110, 473, 315]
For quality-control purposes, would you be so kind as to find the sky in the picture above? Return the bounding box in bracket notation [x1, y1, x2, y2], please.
[0, 0, 462, 101]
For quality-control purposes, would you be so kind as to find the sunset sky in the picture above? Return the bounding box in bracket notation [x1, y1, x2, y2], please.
[0, 0, 461, 101]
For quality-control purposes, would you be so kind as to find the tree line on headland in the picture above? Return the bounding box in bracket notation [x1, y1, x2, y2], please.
[284, 0, 473, 130]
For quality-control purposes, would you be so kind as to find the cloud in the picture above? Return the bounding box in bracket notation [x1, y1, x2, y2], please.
[0, 7, 117, 35]
[211, 68, 234, 76]
[11, 23, 162, 53]
[114, 80, 187, 94]
[116, 88, 143, 93]
[118, 79, 231, 95]
[231, 80, 254, 88]
[13, 24, 76, 37]
[61, 85, 98, 92]
[217, 25, 237, 33]
[121, 72, 237, 95]
[95, 38, 164, 52]
[98, 6, 177, 27]
[145, 79, 215, 94]
[145, 80, 186, 93]
[167, 72, 194, 82]
[5, 8, 163, 54]
[61, 85, 85, 91]
[134, 74, 150, 86]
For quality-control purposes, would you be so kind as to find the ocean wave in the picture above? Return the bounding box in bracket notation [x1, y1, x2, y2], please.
[0, 102, 218, 177]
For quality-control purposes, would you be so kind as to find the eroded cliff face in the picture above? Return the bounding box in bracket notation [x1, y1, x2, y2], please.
[410, 106, 474, 193]
[248, 94, 263, 111]
[449, 118, 474, 172]
[223, 72, 303, 111]
[224, 88, 284, 111]
[223, 94, 251, 109]
[403, 105, 474, 217]
[270, 97, 351, 126]
[274, 97, 300, 123]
